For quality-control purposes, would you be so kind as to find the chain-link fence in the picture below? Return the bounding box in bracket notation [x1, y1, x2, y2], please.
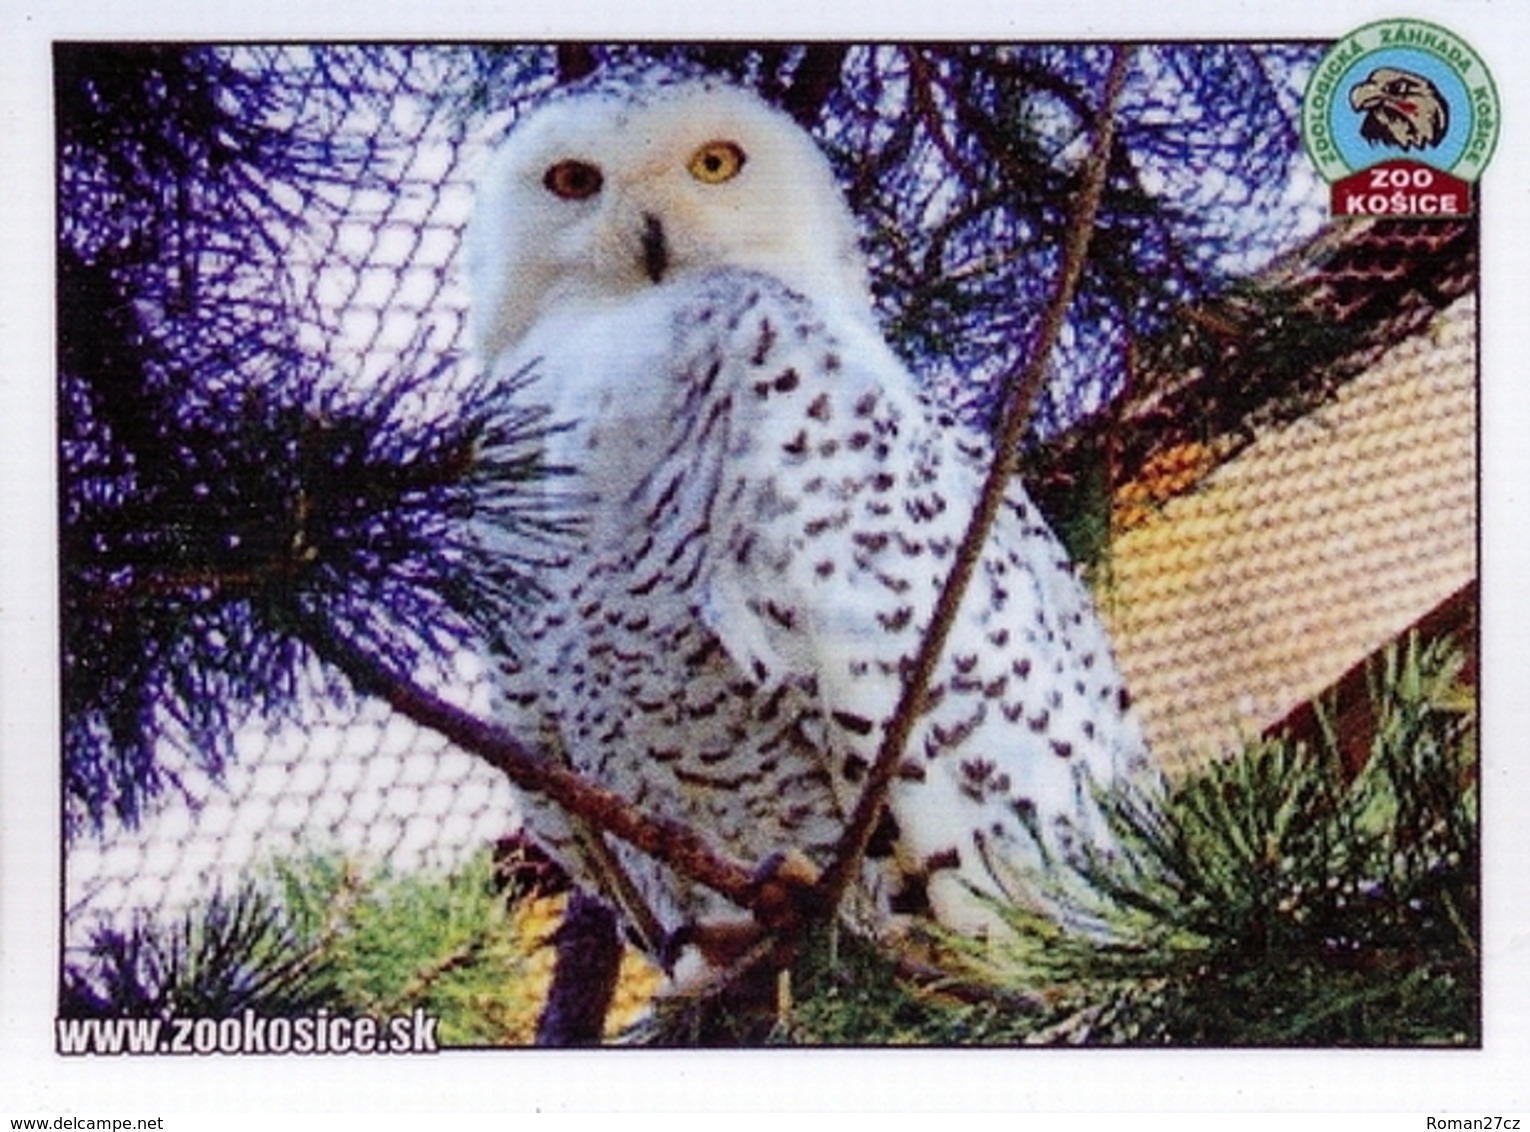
[61, 43, 529, 955]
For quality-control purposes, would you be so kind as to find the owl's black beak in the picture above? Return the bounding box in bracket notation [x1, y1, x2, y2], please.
[641, 212, 669, 284]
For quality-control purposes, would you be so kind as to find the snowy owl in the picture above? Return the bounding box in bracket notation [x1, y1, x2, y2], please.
[468, 76, 1156, 973]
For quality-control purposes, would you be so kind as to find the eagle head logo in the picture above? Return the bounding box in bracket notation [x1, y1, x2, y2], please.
[1348, 67, 1450, 151]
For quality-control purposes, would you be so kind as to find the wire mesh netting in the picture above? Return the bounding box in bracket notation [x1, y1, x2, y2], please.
[61, 46, 525, 930]
[56, 42, 1476, 1044]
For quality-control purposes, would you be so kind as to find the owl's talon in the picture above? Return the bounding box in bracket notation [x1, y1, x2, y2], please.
[658, 850, 821, 981]
[660, 918, 770, 984]
[747, 848, 825, 933]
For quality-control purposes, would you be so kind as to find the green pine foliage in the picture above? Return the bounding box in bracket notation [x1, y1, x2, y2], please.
[64, 850, 553, 1046]
[944, 632, 1479, 1045]
[61, 886, 342, 1020]
[268, 851, 550, 1046]
[626, 925, 1043, 1046]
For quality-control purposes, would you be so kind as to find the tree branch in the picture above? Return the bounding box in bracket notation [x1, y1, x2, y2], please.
[291, 609, 760, 913]
[780, 44, 849, 130]
[555, 45, 599, 85]
[535, 890, 622, 1046]
[812, 44, 1136, 916]
[904, 48, 976, 183]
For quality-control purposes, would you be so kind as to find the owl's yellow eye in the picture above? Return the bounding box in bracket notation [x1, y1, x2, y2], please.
[543, 159, 603, 200]
[687, 141, 746, 184]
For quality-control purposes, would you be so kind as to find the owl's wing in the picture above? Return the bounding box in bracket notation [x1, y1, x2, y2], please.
[676, 270, 1155, 934]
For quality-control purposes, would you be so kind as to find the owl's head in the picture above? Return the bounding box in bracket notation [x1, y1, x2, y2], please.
[468, 78, 870, 368]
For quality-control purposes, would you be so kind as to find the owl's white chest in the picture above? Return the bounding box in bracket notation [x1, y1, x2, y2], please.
[511, 290, 690, 517]
[497, 279, 865, 924]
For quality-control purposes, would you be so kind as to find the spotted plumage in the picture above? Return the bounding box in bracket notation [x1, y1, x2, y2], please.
[468, 76, 1157, 970]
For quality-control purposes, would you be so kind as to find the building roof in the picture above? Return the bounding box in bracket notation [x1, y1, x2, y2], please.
[1099, 289, 1476, 768]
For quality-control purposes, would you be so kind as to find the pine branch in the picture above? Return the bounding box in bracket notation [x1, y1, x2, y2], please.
[555, 44, 599, 85]
[292, 609, 761, 913]
[779, 45, 849, 129]
[62, 885, 341, 1020]
[813, 44, 1134, 917]
[942, 632, 1479, 1045]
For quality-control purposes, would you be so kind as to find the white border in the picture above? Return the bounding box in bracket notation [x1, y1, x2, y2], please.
[4, 0, 1528, 1115]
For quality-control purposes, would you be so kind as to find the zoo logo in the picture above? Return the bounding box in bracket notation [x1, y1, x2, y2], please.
[1302, 20, 1499, 217]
